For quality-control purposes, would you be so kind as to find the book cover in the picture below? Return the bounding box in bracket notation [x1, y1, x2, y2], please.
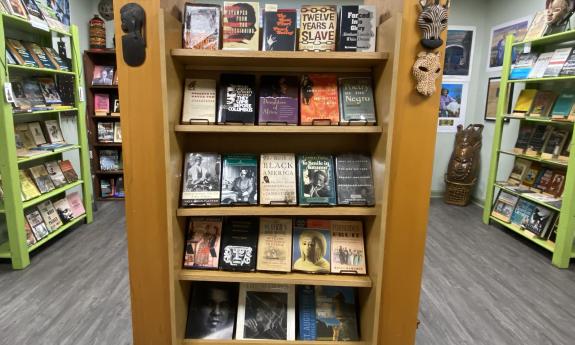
[185, 282, 238, 339]
[183, 217, 222, 269]
[523, 10, 548, 41]
[36, 77, 61, 104]
[58, 160, 78, 183]
[14, 123, 36, 149]
[100, 179, 113, 198]
[559, 134, 571, 161]
[541, 128, 568, 159]
[99, 149, 121, 171]
[338, 77, 376, 124]
[292, 226, 331, 273]
[24, 208, 50, 240]
[218, 74, 256, 124]
[44, 160, 67, 188]
[114, 177, 125, 197]
[37, 200, 63, 231]
[259, 153, 297, 205]
[11, 80, 33, 110]
[533, 168, 554, 192]
[29, 165, 55, 193]
[256, 217, 293, 272]
[6, 39, 38, 67]
[299, 5, 337, 52]
[526, 125, 554, 156]
[52, 198, 74, 223]
[43, 47, 70, 71]
[181, 79, 217, 123]
[221, 154, 258, 205]
[23, 220, 37, 246]
[314, 286, 359, 341]
[543, 48, 572, 77]
[559, 50, 575, 76]
[529, 91, 558, 117]
[297, 154, 336, 205]
[330, 220, 366, 274]
[298, 285, 317, 340]
[24, 42, 56, 69]
[35, 1, 67, 32]
[258, 75, 299, 125]
[219, 217, 258, 272]
[222, 2, 259, 51]
[27, 122, 46, 146]
[19, 170, 40, 200]
[491, 190, 519, 223]
[114, 122, 122, 143]
[43, 119, 65, 143]
[510, 199, 537, 227]
[526, 52, 554, 79]
[551, 93, 575, 119]
[335, 153, 375, 206]
[97, 122, 114, 143]
[546, 171, 566, 197]
[21, 0, 48, 30]
[522, 163, 541, 187]
[236, 283, 296, 340]
[66, 192, 86, 218]
[300, 74, 340, 125]
[94, 93, 110, 115]
[262, 6, 296, 51]
[183, 3, 220, 50]
[181, 152, 221, 206]
[523, 206, 554, 236]
[509, 53, 538, 80]
[92, 66, 114, 86]
[512, 89, 538, 115]
[6, 49, 17, 65]
[338, 5, 376, 52]
[509, 158, 532, 182]
[23, 79, 47, 107]
[5, 0, 27, 18]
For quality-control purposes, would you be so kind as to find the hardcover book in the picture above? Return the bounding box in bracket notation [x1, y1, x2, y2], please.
[114, 122, 122, 143]
[218, 74, 256, 124]
[22, 0, 48, 30]
[512, 89, 538, 115]
[300, 74, 340, 125]
[23, 220, 37, 246]
[330, 220, 366, 274]
[526, 52, 554, 79]
[523, 206, 554, 236]
[509, 53, 538, 80]
[27, 122, 46, 146]
[36, 77, 61, 104]
[491, 190, 519, 223]
[24, 42, 56, 69]
[37, 200, 63, 231]
[510, 199, 537, 228]
[19, 170, 41, 200]
[100, 179, 113, 198]
[299, 5, 337, 52]
[219, 217, 258, 272]
[523, 10, 548, 41]
[297, 154, 336, 205]
[66, 192, 86, 218]
[43, 119, 65, 143]
[14, 123, 36, 150]
[559, 134, 571, 161]
[44, 160, 67, 188]
[94, 93, 110, 115]
[543, 48, 572, 77]
[222, 2, 259, 50]
[92, 66, 114, 86]
[181, 152, 221, 206]
[221, 154, 258, 205]
[526, 125, 554, 156]
[183, 217, 223, 269]
[338, 5, 376, 52]
[183, 3, 220, 50]
[292, 226, 331, 273]
[509, 158, 531, 184]
[262, 5, 297, 51]
[559, 50, 575, 76]
[23, 79, 47, 107]
[528, 91, 558, 117]
[298, 285, 317, 340]
[99, 149, 121, 171]
[335, 153, 375, 206]
[541, 128, 568, 159]
[185, 282, 238, 339]
[236, 283, 296, 340]
[97, 122, 115, 143]
[35, 1, 68, 32]
[52, 198, 74, 223]
[258, 75, 299, 125]
[6, 0, 27, 18]
[522, 163, 541, 187]
[546, 171, 566, 197]
[181, 79, 217, 124]
[29, 165, 55, 193]
[6, 39, 38, 67]
[338, 77, 376, 124]
[260, 153, 297, 205]
[24, 208, 50, 240]
[43, 47, 70, 71]
[257, 217, 293, 272]
[59, 160, 78, 183]
[315, 286, 359, 341]
[551, 93, 575, 119]
[533, 168, 554, 192]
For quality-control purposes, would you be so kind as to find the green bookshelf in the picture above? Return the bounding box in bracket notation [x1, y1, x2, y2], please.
[0, 15, 93, 269]
[483, 32, 575, 268]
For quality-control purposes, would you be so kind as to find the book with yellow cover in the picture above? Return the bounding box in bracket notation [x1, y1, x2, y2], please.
[19, 170, 41, 201]
[257, 218, 293, 273]
[512, 89, 538, 116]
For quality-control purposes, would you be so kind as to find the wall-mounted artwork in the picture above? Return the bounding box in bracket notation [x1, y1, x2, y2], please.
[444, 26, 475, 80]
[487, 16, 531, 72]
[438, 82, 468, 133]
[484, 77, 514, 121]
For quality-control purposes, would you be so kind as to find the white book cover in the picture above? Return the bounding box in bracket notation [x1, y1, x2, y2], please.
[357, 5, 376, 52]
[27, 122, 47, 146]
[37, 200, 63, 231]
[527, 52, 554, 79]
[259, 153, 297, 205]
[44, 119, 65, 143]
[236, 283, 295, 340]
[543, 48, 572, 77]
[181, 79, 217, 123]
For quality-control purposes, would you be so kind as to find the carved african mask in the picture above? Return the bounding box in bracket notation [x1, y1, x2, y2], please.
[412, 51, 442, 96]
[546, 0, 572, 24]
[417, 0, 450, 49]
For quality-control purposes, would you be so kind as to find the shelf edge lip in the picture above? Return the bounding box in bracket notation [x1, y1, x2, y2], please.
[174, 125, 383, 134]
[171, 49, 389, 59]
[176, 207, 378, 217]
[502, 115, 575, 124]
[8, 64, 76, 75]
[17, 145, 81, 164]
[498, 150, 569, 167]
[13, 108, 79, 116]
[28, 214, 87, 252]
[489, 216, 555, 252]
[494, 183, 561, 212]
[22, 180, 84, 209]
[512, 30, 575, 47]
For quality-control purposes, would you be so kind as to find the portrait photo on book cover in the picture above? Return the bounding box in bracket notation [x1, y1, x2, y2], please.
[303, 169, 333, 198]
[244, 291, 288, 340]
[183, 154, 221, 194]
[292, 228, 330, 273]
[92, 66, 114, 85]
[183, 4, 219, 49]
[186, 282, 238, 339]
[222, 166, 257, 204]
[184, 221, 221, 268]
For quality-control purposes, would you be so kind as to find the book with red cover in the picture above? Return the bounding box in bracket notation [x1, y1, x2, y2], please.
[94, 93, 110, 115]
[529, 91, 558, 117]
[545, 171, 566, 197]
[58, 160, 78, 183]
[300, 74, 339, 125]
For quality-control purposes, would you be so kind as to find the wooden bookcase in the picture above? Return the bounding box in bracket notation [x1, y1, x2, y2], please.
[83, 49, 124, 201]
[114, 1, 446, 344]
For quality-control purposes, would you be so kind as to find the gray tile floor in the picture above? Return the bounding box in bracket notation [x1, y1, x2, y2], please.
[1, 200, 574, 345]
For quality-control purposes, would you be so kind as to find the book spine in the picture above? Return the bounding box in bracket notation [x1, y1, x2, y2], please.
[298, 285, 317, 340]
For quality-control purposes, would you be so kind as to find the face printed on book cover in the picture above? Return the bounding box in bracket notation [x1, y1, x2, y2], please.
[200, 288, 232, 335]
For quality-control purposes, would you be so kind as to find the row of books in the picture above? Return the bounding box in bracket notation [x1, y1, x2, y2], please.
[100, 177, 124, 199]
[14, 119, 68, 158]
[0, 0, 69, 32]
[99, 149, 122, 172]
[19, 160, 78, 201]
[94, 93, 120, 116]
[185, 217, 366, 275]
[513, 122, 571, 161]
[512, 89, 575, 121]
[500, 157, 565, 201]
[6, 39, 70, 71]
[510, 47, 575, 80]
[185, 282, 359, 341]
[184, 3, 376, 52]
[182, 75, 376, 126]
[23, 192, 85, 246]
[91, 65, 118, 86]
[97, 122, 122, 144]
[181, 153, 374, 207]
[10, 77, 69, 112]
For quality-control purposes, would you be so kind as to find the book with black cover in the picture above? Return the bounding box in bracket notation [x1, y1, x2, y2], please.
[541, 128, 568, 159]
[338, 5, 376, 52]
[258, 75, 299, 125]
[299, 5, 337, 52]
[298, 154, 336, 205]
[298, 285, 317, 340]
[560, 50, 575, 76]
[183, 217, 223, 269]
[524, 206, 554, 236]
[219, 217, 258, 271]
[335, 153, 375, 205]
[21, 0, 48, 30]
[218, 74, 256, 124]
[221, 154, 258, 205]
[99, 149, 121, 171]
[24, 42, 56, 69]
[526, 125, 554, 156]
[262, 5, 296, 51]
[315, 286, 359, 341]
[181, 152, 221, 207]
[97, 122, 114, 143]
[185, 282, 238, 339]
[338, 77, 376, 124]
[43, 47, 70, 71]
[182, 3, 221, 50]
[23, 79, 47, 108]
[6, 39, 38, 67]
[222, 2, 260, 51]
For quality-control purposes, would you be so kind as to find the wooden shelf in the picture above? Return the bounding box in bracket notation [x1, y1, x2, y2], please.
[499, 150, 568, 167]
[95, 170, 124, 175]
[90, 85, 118, 89]
[175, 124, 383, 134]
[171, 49, 388, 69]
[177, 206, 377, 217]
[179, 270, 372, 288]
[94, 142, 122, 147]
[182, 340, 368, 345]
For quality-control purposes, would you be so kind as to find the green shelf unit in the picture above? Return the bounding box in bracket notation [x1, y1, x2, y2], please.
[503, 115, 575, 126]
[0, 16, 93, 269]
[483, 34, 575, 268]
[494, 183, 561, 212]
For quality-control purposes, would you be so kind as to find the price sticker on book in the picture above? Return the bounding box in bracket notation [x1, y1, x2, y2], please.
[524, 42, 532, 54]
[78, 86, 85, 102]
[4, 82, 14, 103]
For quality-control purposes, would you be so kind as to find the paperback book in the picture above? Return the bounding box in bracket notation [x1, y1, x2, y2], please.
[219, 217, 258, 272]
[523, 10, 548, 41]
[114, 123, 122, 143]
[37, 200, 63, 231]
[94, 93, 110, 115]
[44, 160, 67, 188]
[185, 282, 238, 339]
[36, 77, 62, 104]
[512, 89, 538, 116]
[99, 149, 121, 171]
[541, 128, 568, 159]
[258, 75, 299, 125]
[545, 171, 566, 197]
[510, 199, 536, 227]
[528, 91, 558, 117]
[509, 158, 532, 183]
[19, 170, 41, 201]
[338, 5, 377, 52]
[315, 286, 359, 341]
[256, 217, 293, 272]
[338, 77, 376, 124]
[52, 198, 74, 223]
[542, 48, 572, 77]
[97, 122, 115, 143]
[299, 5, 337, 52]
[25, 42, 56, 69]
[21, 0, 48, 30]
[335, 153, 375, 206]
[24, 208, 50, 240]
[23, 79, 47, 108]
[526, 52, 554, 79]
[262, 5, 297, 51]
[29, 165, 55, 193]
[23, 221, 37, 246]
[491, 190, 519, 223]
[59, 160, 78, 182]
[27, 122, 47, 146]
[66, 192, 86, 218]
[522, 163, 541, 187]
[523, 206, 554, 236]
[43, 47, 70, 71]
[559, 50, 575, 76]
[92, 66, 114, 86]
[300, 74, 340, 125]
[551, 93, 575, 119]
[509, 53, 538, 80]
[181, 152, 221, 206]
[218, 74, 256, 124]
[221, 154, 258, 205]
[330, 220, 366, 274]
[5, 0, 27, 18]
[298, 285, 317, 340]
[297, 154, 336, 205]
[44, 119, 65, 143]
[526, 125, 554, 156]
[222, 2, 259, 50]
[183, 3, 220, 50]
[6, 39, 38, 67]
[181, 79, 217, 123]
[292, 226, 331, 273]
[259, 153, 297, 205]
[183, 217, 222, 269]
[532, 168, 554, 192]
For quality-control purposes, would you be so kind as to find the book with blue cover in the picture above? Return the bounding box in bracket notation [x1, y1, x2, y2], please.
[298, 285, 317, 340]
[509, 53, 539, 80]
[510, 199, 536, 228]
[315, 286, 359, 341]
[551, 93, 575, 119]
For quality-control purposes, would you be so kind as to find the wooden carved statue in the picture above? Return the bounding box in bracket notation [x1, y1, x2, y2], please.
[417, 0, 450, 49]
[545, 0, 575, 35]
[446, 124, 483, 184]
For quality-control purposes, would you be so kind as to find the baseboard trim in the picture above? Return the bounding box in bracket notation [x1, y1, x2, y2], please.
[429, 190, 485, 209]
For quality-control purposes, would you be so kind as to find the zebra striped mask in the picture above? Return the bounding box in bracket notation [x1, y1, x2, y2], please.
[417, 0, 450, 49]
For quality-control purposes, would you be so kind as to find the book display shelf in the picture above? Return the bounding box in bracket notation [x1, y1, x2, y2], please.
[83, 49, 124, 201]
[483, 33, 575, 268]
[0, 16, 93, 269]
[114, 0, 444, 344]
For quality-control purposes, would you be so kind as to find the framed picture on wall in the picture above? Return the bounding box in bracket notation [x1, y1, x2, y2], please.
[487, 16, 531, 72]
[444, 26, 476, 80]
[438, 82, 469, 133]
[484, 77, 514, 121]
